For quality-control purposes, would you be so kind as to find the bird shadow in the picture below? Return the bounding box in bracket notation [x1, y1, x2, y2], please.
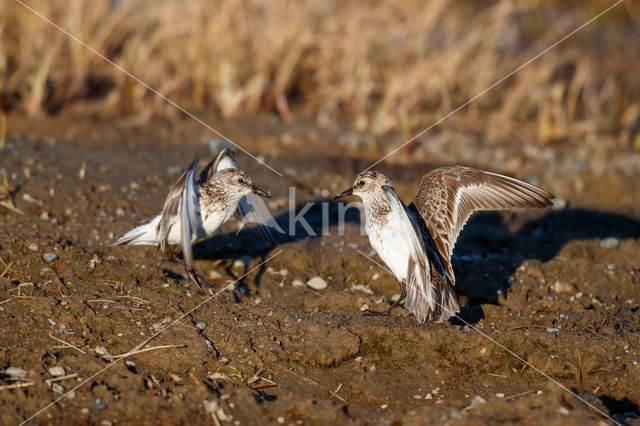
[188, 201, 639, 325]
[190, 200, 362, 289]
[452, 208, 640, 307]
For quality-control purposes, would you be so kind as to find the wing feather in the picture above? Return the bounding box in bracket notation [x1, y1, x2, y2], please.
[410, 167, 555, 285]
[383, 185, 444, 322]
[157, 159, 199, 251]
[180, 159, 199, 270]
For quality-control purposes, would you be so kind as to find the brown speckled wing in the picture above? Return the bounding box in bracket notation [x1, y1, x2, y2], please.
[410, 167, 554, 285]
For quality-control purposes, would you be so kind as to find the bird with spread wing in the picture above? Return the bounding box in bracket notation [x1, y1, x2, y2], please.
[335, 167, 554, 322]
[113, 148, 281, 292]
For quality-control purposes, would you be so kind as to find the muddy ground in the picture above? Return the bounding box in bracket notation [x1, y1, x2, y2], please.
[1, 115, 639, 425]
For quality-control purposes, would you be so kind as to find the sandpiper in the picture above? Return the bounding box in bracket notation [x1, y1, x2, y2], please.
[113, 148, 274, 292]
[335, 167, 554, 323]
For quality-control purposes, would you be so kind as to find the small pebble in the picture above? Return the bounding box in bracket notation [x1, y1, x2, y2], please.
[306, 276, 328, 290]
[92, 399, 107, 410]
[600, 237, 620, 249]
[47, 319, 57, 326]
[496, 393, 505, 398]
[607, 264, 617, 271]
[5, 367, 28, 378]
[546, 328, 559, 335]
[360, 304, 370, 312]
[81, 408, 89, 415]
[369, 365, 377, 372]
[101, 421, 113, 426]
[351, 284, 374, 295]
[277, 417, 285, 424]
[195, 322, 207, 330]
[51, 383, 65, 394]
[552, 197, 567, 210]
[28, 243, 39, 251]
[203, 399, 219, 413]
[291, 279, 305, 288]
[43, 253, 58, 263]
[559, 407, 570, 416]
[425, 393, 433, 400]
[471, 395, 487, 405]
[48, 366, 65, 376]
[66, 390, 76, 399]
[279, 269, 289, 276]
[94, 346, 107, 355]
[413, 394, 423, 399]
[450, 410, 464, 420]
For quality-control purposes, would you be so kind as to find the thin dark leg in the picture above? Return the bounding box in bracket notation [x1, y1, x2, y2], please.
[185, 266, 206, 294]
[172, 252, 207, 294]
[364, 284, 407, 317]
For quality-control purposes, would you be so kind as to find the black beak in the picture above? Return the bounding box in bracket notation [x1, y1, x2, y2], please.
[252, 184, 271, 198]
[334, 187, 353, 200]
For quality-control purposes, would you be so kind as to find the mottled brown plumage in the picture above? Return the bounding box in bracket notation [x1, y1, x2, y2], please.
[336, 167, 555, 323]
[409, 167, 554, 286]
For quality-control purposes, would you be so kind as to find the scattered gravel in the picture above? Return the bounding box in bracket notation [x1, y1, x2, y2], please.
[351, 284, 374, 295]
[43, 253, 58, 263]
[600, 237, 620, 249]
[92, 399, 107, 410]
[306, 276, 328, 290]
[48, 366, 65, 376]
[5, 367, 28, 378]
[471, 395, 487, 405]
[291, 279, 305, 288]
[51, 383, 65, 393]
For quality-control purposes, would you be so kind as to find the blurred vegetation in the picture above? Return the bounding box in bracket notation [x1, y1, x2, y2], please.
[0, 0, 638, 149]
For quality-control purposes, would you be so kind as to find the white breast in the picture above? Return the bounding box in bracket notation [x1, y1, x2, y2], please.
[366, 205, 413, 282]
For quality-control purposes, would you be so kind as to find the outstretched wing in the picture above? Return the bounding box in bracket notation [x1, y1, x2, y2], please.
[180, 160, 200, 271]
[410, 167, 554, 285]
[203, 148, 284, 243]
[384, 185, 454, 322]
[157, 159, 200, 258]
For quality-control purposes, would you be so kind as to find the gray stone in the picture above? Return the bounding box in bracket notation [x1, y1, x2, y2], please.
[600, 237, 620, 249]
[43, 253, 58, 263]
[92, 399, 107, 410]
[195, 322, 207, 330]
[51, 383, 65, 393]
[306, 276, 328, 290]
[5, 367, 28, 378]
[471, 395, 487, 405]
[48, 366, 65, 376]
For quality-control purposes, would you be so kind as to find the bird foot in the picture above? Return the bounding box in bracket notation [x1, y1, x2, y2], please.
[363, 307, 395, 317]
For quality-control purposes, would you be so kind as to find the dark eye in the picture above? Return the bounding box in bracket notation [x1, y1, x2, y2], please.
[237, 177, 244, 184]
[359, 180, 365, 186]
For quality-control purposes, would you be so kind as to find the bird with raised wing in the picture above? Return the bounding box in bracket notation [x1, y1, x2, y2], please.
[335, 167, 554, 323]
[113, 148, 275, 292]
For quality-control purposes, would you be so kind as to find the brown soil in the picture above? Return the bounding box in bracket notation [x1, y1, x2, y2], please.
[1, 115, 639, 425]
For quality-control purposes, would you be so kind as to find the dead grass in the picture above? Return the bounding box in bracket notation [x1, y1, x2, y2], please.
[0, 0, 639, 149]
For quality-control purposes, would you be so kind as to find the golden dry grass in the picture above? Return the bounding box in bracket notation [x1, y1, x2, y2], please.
[0, 0, 638, 149]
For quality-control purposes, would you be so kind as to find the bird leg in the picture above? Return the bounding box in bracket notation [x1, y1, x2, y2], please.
[171, 251, 208, 294]
[364, 285, 407, 317]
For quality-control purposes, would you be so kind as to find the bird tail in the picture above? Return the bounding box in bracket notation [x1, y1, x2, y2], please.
[111, 216, 160, 247]
[436, 283, 460, 323]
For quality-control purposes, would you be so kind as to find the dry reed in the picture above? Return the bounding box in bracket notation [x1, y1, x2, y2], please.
[0, 0, 638, 149]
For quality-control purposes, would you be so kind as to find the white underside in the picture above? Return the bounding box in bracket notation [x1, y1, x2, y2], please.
[366, 205, 412, 282]
[116, 207, 231, 246]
